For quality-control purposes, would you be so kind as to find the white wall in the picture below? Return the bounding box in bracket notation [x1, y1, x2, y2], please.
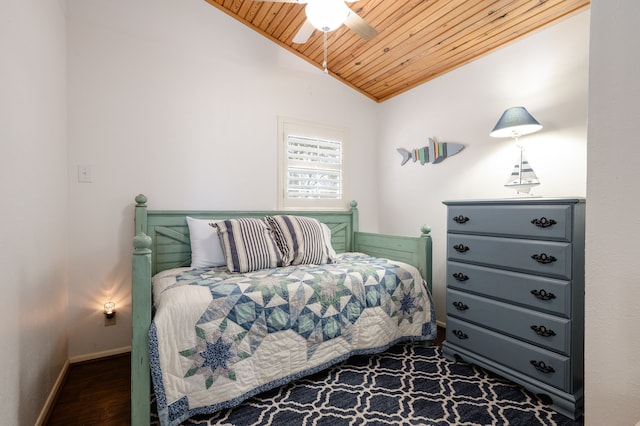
[66, 0, 379, 358]
[0, 0, 68, 424]
[376, 11, 590, 324]
[585, 0, 640, 424]
[65, 0, 594, 362]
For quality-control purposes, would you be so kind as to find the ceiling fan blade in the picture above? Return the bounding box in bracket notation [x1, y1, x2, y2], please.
[344, 10, 377, 41]
[293, 19, 316, 44]
[252, 0, 308, 3]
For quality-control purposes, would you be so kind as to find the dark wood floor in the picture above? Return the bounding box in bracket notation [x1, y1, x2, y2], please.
[45, 353, 131, 425]
[45, 327, 445, 425]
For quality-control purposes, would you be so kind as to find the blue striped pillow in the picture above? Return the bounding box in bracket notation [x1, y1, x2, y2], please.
[212, 218, 283, 273]
[265, 215, 334, 266]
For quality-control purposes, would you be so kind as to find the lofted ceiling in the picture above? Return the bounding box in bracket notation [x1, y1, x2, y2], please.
[204, 0, 590, 102]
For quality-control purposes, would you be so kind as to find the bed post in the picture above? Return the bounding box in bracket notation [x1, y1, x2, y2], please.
[419, 225, 433, 292]
[132, 194, 152, 425]
[349, 200, 359, 251]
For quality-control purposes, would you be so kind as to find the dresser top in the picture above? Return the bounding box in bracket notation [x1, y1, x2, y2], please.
[443, 197, 585, 206]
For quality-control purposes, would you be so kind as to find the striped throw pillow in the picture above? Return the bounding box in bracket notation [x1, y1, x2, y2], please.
[212, 218, 283, 273]
[265, 215, 334, 266]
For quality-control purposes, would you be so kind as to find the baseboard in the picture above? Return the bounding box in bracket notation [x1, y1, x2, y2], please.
[436, 319, 446, 329]
[69, 345, 131, 364]
[35, 359, 70, 426]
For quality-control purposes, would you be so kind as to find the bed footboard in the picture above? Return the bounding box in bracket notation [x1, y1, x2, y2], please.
[354, 226, 432, 292]
[132, 195, 152, 425]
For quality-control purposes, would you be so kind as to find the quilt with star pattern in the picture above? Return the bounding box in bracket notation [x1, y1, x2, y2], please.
[149, 252, 436, 426]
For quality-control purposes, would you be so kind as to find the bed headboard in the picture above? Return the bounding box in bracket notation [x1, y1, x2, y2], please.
[133, 194, 359, 276]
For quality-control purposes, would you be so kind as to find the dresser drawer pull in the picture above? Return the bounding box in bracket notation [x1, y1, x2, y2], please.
[530, 360, 555, 374]
[452, 301, 469, 311]
[452, 272, 469, 282]
[453, 244, 470, 253]
[531, 253, 557, 264]
[452, 329, 468, 340]
[453, 215, 470, 224]
[531, 217, 557, 228]
[530, 289, 556, 300]
[530, 325, 556, 337]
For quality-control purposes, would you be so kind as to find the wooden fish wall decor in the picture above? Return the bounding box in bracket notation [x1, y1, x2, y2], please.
[397, 137, 464, 166]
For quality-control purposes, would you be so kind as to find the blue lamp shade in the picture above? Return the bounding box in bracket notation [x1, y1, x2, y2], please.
[490, 106, 542, 138]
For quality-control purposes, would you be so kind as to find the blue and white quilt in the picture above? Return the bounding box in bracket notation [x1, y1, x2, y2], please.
[150, 253, 436, 426]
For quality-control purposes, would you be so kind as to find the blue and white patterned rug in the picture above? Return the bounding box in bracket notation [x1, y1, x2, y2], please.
[151, 343, 583, 425]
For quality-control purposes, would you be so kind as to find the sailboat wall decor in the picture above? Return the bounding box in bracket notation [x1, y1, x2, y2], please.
[397, 137, 464, 166]
[504, 149, 540, 194]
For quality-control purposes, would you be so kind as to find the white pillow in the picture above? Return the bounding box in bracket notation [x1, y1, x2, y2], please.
[321, 223, 337, 259]
[186, 216, 226, 268]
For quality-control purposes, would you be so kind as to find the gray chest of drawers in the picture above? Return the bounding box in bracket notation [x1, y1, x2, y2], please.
[442, 198, 585, 419]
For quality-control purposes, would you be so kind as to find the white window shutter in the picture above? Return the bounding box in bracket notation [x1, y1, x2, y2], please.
[286, 136, 342, 200]
[278, 118, 348, 210]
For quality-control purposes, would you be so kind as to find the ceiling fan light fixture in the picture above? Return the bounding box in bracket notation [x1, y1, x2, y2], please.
[306, 0, 350, 32]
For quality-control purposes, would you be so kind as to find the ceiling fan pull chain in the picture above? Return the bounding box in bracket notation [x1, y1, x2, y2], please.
[323, 30, 328, 74]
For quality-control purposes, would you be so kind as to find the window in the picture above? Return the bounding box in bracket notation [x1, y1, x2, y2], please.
[278, 117, 348, 210]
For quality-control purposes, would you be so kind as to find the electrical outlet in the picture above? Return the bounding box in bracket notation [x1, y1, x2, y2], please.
[104, 316, 116, 327]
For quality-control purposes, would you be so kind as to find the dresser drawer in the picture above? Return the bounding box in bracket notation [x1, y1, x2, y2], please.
[447, 204, 573, 241]
[446, 289, 571, 354]
[446, 261, 571, 317]
[448, 234, 573, 279]
[445, 317, 571, 391]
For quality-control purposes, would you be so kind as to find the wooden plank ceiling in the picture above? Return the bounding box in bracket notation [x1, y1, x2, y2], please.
[204, 0, 590, 102]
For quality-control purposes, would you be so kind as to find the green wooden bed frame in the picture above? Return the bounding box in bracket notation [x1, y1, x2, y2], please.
[130, 194, 432, 425]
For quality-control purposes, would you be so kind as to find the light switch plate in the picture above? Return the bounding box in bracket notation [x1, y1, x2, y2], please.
[78, 164, 92, 183]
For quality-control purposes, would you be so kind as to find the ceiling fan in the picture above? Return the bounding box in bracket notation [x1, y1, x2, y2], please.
[254, 0, 378, 44]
